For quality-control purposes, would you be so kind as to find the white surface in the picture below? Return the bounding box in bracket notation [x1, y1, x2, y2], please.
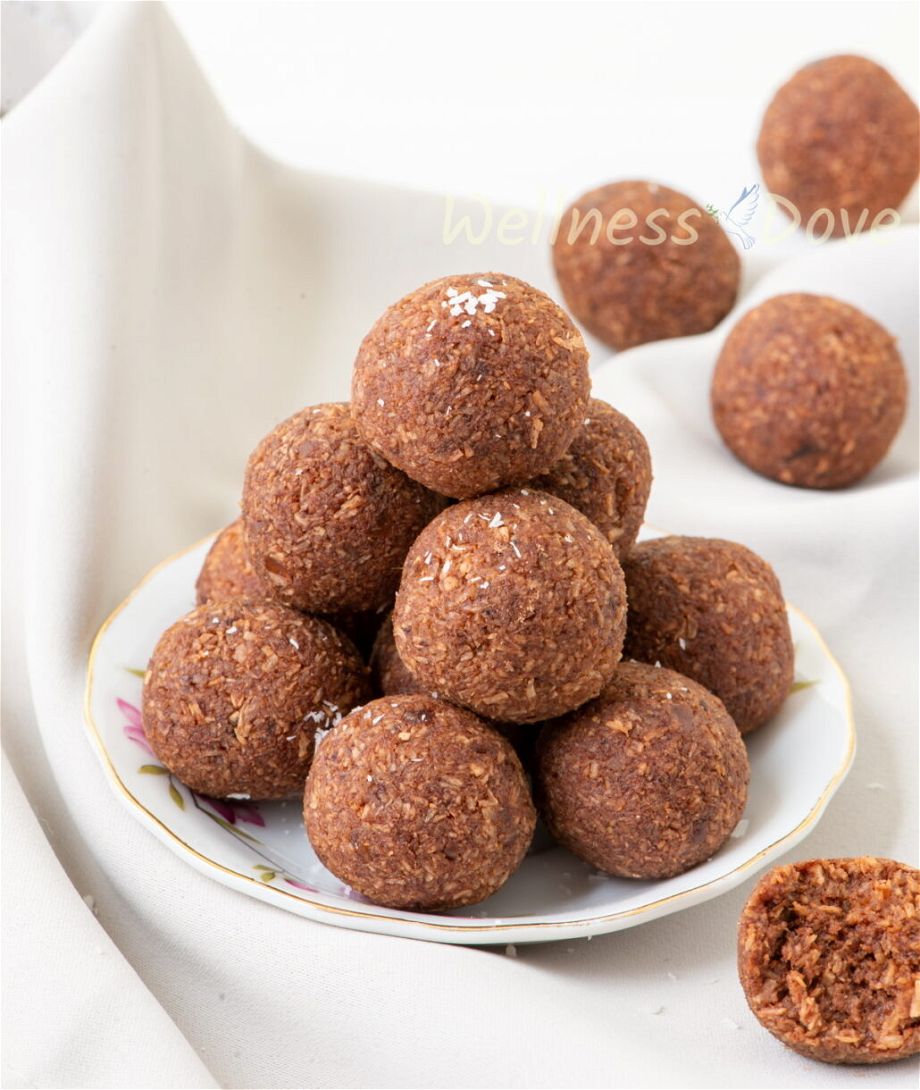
[2, 4, 917, 1088]
[85, 532, 853, 945]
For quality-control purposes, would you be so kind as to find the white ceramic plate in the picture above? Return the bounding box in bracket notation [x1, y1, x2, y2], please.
[84, 529, 854, 945]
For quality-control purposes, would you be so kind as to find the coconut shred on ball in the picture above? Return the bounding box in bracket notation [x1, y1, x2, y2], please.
[623, 536, 794, 734]
[351, 274, 590, 498]
[552, 181, 740, 350]
[142, 601, 371, 799]
[304, 695, 535, 910]
[535, 661, 749, 880]
[393, 489, 627, 723]
[242, 403, 443, 614]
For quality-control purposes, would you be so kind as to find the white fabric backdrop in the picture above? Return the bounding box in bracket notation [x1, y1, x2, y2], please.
[2, 5, 917, 1088]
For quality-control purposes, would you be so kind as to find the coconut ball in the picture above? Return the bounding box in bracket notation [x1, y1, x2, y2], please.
[196, 518, 388, 658]
[526, 398, 652, 559]
[738, 857, 920, 1064]
[195, 519, 268, 605]
[711, 293, 908, 489]
[242, 403, 443, 613]
[393, 490, 627, 724]
[757, 55, 920, 235]
[370, 613, 535, 764]
[351, 273, 590, 498]
[304, 695, 535, 910]
[552, 180, 740, 350]
[622, 536, 793, 734]
[370, 613, 425, 698]
[535, 661, 749, 879]
[142, 601, 371, 799]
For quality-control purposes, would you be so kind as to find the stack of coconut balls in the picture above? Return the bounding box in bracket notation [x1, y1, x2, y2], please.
[143, 272, 795, 912]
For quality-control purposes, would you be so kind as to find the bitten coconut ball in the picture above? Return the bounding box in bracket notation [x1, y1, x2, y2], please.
[535, 661, 749, 879]
[393, 490, 627, 723]
[622, 536, 793, 734]
[712, 293, 908, 489]
[242, 403, 443, 613]
[757, 56, 920, 236]
[143, 601, 371, 799]
[351, 273, 590, 498]
[526, 398, 652, 559]
[304, 695, 535, 910]
[552, 181, 740, 350]
[738, 857, 920, 1064]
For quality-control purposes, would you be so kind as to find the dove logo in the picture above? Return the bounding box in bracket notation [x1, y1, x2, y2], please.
[706, 185, 760, 250]
[707, 185, 902, 247]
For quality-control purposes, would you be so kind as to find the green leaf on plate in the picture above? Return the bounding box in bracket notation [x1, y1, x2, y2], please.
[259, 870, 276, 883]
[139, 764, 168, 775]
[125, 667, 147, 679]
[168, 783, 185, 809]
[790, 678, 818, 694]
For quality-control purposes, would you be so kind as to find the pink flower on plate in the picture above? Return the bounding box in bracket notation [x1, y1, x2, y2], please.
[284, 877, 317, 893]
[199, 795, 266, 828]
[118, 699, 153, 755]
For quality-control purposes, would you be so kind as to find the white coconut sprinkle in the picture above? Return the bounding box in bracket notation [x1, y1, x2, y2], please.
[289, 637, 300, 650]
[488, 512, 504, 529]
[731, 818, 750, 838]
[441, 286, 507, 318]
[227, 793, 251, 800]
[510, 541, 522, 559]
[377, 398, 385, 408]
[226, 626, 238, 635]
[426, 319, 437, 331]
[678, 637, 687, 650]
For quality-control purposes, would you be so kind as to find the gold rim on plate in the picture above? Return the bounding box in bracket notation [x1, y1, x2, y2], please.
[83, 533, 856, 938]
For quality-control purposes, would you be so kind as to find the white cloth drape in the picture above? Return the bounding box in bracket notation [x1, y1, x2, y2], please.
[2, 6, 917, 1088]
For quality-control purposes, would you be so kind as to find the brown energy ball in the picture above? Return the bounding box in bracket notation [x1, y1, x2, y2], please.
[622, 536, 793, 734]
[304, 695, 535, 910]
[393, 490, 626, 724]
[142, 600, 371, 799]
[552, 180, 740, 351]
[738, 857, 920, 1064]
[757, 56, 920, 235]
[196, 519, 388, 659]
[370, 613, 425, 698]
[526, 398, 652, 559]
[535, 660, 749, 879]
[351, 273, 590, 499]
[712, 293, 908, 489]
[242, 403, 443, 613]
[195, 518, 268, 606]
[370, 614, 535, 765]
